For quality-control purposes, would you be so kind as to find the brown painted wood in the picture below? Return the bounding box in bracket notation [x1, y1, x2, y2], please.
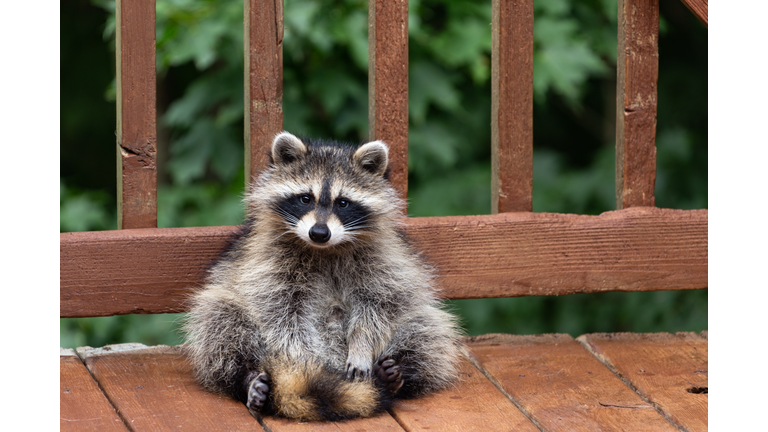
[465, 334, 678, 431]
[410, 207, 707, 298]
[679, 0, 707, 27]
[61, 349, 127, 431]
[616, 0, 659, 210]
[116, 0, 157, 229]
[578, 332, 708, 432]
[60, 207, 707, 317]
[491, 0, 533, 214]
[369, 0, 409, 202]
[262, 413, 403, 432]
[245, 0, 284, 192]
[78, 344, 263, 431]
[388, 351, 538, 431]
[61, 226, 235, 317]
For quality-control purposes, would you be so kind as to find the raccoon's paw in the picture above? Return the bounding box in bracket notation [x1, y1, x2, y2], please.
[345, 355, 372, 380]
[246, 372, 271, 411]
[374, 354, 404, 394]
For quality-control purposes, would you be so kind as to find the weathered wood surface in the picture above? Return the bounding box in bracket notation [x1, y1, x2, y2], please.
[77, 344, 262, 431]
[60, 349, 127, 431]
[616, 0, 659, 209]
[60, 207, 707, 317]
[369, 0, 409, 202]
[578, 332, 708, 432]
[388, 353, 538, 431]
[491, 0, 533, 214]
[263, 413, 404, 432]
[62, 334, 707, 431]
[245, 0, 283, 191]
[116, 0, 157, 229]
[466, 334, 678, 431]
[679, 0, 707, 27]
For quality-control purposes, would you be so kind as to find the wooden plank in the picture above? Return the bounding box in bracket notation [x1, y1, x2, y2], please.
[262, 413, 403, 432]
[679, 0, 707, 27]
[61, 226, 234, 317]
[615, 0, 659, 209]
[116, 0, 157, 229]
[491, 0, 533, 214]
[388, 350, 538, 431]
[78, 344, 263, 431]
[61, 348, 127, 431]
[578, 332, 708, 432]
[368, 0, 409, 202]
[60, 207, 707, 317]
[465, 334, 678, 431]
[245, 0, 284, 192]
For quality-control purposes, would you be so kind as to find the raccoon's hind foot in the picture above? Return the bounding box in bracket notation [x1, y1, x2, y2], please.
[374, 354, 404, 394]
[246, 372, 271, 411]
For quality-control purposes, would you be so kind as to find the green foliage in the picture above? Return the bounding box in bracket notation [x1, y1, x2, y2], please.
[450, 289, 708, 336]
[60, 0, 707, 348]
[60, 180, 116, 232]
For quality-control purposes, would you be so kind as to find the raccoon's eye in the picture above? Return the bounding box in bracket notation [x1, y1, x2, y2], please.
[338, 199, 349, 208]
[300, 195, 311, 204]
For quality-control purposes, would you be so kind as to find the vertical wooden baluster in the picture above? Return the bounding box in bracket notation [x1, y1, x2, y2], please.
[369, 0, 409, 203]
[616, 0, 659, 209]
[116, 0, 157, 229]
[679, 0, 708, 27]
[245, 0, 284, 193]
[491, 0, 534, 214]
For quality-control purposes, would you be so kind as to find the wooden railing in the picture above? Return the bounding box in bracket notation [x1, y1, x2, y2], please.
[60, 0, 708, 318]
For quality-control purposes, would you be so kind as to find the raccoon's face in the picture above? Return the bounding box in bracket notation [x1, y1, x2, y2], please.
[266, 132, 390, 248]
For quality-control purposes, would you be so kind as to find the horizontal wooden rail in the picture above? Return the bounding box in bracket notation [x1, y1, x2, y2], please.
[61, 207, 707, 318]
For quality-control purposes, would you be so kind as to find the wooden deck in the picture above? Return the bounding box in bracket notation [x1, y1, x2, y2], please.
[61, 332, 707, 431]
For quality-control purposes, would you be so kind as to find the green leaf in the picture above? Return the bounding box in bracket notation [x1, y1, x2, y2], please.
[409, 61, 461, 125]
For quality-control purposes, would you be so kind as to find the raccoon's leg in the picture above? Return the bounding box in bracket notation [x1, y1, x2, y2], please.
[382, 305, 462, 398]
[185, 287, 268, 407]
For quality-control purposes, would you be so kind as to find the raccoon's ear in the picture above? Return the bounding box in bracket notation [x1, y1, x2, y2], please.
[353, 140, 389, 177]
[272, 132, 307, 165]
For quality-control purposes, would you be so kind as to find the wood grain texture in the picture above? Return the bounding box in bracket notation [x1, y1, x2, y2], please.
[78, 344, 263, 431]
[116, 0, 157, 229]
[245, 0, 283, 192]
[262, 413, 403, 432]
[679, 0, 707, 27]
[388, 351, 538, 431]
[408, 207, 707, 298]
[616, 0, 659, 209]
[61, 352, 127, 431]
[465, 334, 678, 431]
[578, 333, 708, 432]
[369, 0, 409, 202]
[491, 0, 533, 214]
[60, 208, 707, 317]
[61, 226, 235, 317]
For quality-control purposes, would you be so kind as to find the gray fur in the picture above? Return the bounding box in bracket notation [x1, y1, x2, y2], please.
[184, 132, 462, 420]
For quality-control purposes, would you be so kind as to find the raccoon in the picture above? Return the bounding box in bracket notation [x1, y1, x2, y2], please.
[184, 132, 462, 421]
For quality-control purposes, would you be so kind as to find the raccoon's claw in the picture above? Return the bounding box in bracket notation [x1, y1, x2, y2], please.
[374, 354, 404, 394]
[246, 372, 271, 411]
[345, 362, 372, 380]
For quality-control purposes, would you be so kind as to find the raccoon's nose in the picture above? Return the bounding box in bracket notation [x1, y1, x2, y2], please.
[309, 224, 331, 244]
